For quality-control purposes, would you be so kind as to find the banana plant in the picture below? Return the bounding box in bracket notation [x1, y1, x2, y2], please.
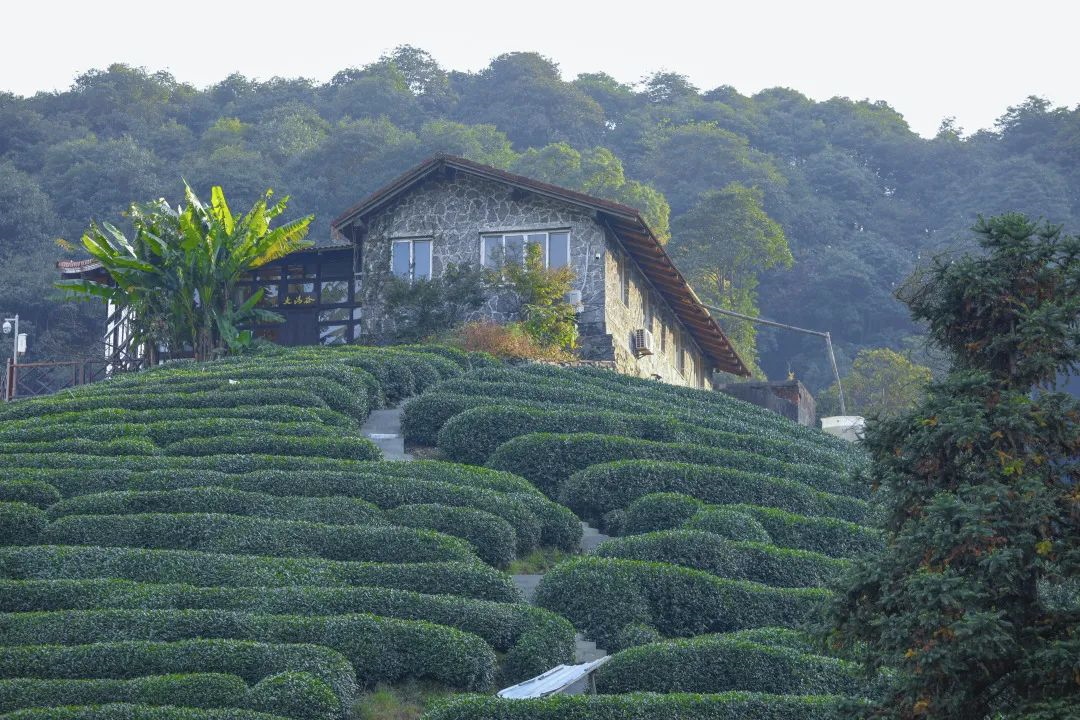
[58, 184, 313, 361]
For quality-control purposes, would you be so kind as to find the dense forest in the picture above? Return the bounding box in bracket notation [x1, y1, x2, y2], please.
[2, 46, 1078, 390]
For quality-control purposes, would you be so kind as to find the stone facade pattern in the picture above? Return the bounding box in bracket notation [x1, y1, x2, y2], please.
[358, 170, 711, 389]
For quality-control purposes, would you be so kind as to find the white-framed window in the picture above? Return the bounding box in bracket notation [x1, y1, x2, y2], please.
[391, 238, 432, 281]
[481, 230, 570, 269]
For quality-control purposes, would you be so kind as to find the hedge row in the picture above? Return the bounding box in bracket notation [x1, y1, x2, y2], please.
[431, 367, 861, 467]
[563, 460, 870, 525]
[593, 530, 848, 589]
[596, 633, 868, 696]
[114, 470, 563, 554]
[0, 546, 521, 602]
[0, 639, 357, 712]
[0, 609, 495, 691]
[0, 704, 296, 720]
[48, 488, 385, 528]
[487, 433, 859, 501]
[0, 459, 540, 498]
[534, 557, 829, 650]
[0, 578, 572, 683]
[437, 404, 848, 472]
[696, 504, 883, 560]
[0, 504, 46, 546]
[41, 513, 476, 564]
[0, 418, 350, 447]
[0, 404, 356, 432]
[0, 673, 338, 720]
[423, 692, 850, 720]
[0, 388, 333, 424]
[0, 482, 59, 510]
[163, 435, 380, 461]
[402, 393, 542, 447]
[619, 493, 883, 559]
[514, 364, 861, 458]
[386, 504, 516, 568]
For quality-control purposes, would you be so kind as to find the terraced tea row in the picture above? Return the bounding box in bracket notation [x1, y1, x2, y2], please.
[402, 364, 878, 719]
[0, 348, 578, 718]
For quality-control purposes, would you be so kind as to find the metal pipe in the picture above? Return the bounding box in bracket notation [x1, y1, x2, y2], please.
[701, 303, 846, 414]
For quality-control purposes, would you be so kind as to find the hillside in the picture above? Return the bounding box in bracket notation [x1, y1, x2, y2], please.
[4, 52, 1079, 385]
[0, 348, 878, 719]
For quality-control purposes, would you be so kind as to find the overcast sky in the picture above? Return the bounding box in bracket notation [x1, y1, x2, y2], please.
[2, 0, 1075, 138]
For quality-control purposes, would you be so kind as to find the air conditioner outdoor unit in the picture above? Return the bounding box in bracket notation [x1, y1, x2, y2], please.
[633, 328, 654, 357]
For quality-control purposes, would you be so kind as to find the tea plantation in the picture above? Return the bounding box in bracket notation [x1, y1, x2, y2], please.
[0, 354, 880, 720]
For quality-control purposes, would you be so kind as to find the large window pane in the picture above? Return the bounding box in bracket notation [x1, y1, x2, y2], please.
[504, 235, 524, 265]
[285, 282, 315, 306]
[413, 240, 432, 279]
[482, 237, 501, 267]
[319, 324, 349, 345]
[320, 280, 348, 305]
[319, 307, 351, 322]
[258, 284, 279, 307]
[548, 231, 569, 268]
[527, 233, 547, 266]
[392, 241, 411, 278]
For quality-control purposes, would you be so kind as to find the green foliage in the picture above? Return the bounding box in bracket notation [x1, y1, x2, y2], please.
[621, 493, 705, 535]
[382, 263, 490, 343]
[423, 691, 850, 719]
[246, 672, 340, 720]
[563, 460, 869, 526]
[0, 705, 294, 720]
[0, 481, 60, 510]
[593, 530, 848, 589]
[0, 674, 251, 714]
[828, 215, 1080, 718]
[502, 243, 577, 351]
[0, 504, 46, 546]
[40, 512, 477, 564]
[487, 432, 857, 502]
[47, 487, 384, 526]
[534, 556, 829, 650]
[0, 639, 357, 709]
[0, 546, 520, 602]
[597, 633, 868, 696]
[57, 184, 313, 359]
[387, 504, 516, 568]
[680, 507, 772, 543]
[0, 609, 496, 691]
[670, 183, 792, 370]
[818, 347, 932, 418]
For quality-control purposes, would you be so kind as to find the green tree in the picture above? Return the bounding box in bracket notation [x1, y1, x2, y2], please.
[828, 214, 1080, 719]
[504, 242, 578, 351]
[818, 347, 932, 418]
[381, 262, 489, 343]
[59, 184, 313, 360]
[670, 183, 792, 371]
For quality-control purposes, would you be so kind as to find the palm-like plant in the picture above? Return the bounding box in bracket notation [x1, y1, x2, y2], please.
[59, 184, 313, 361]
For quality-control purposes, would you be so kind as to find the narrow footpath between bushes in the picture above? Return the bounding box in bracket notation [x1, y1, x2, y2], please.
[361, 403, 610, 689]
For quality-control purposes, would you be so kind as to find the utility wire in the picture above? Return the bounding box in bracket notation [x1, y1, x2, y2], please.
[701, 303, 846, 415]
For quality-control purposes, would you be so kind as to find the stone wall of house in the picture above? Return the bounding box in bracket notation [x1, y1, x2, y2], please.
[601, 232, 711, 389]
[359, 171, 609, 345]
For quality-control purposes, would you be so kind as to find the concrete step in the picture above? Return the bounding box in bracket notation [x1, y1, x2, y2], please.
[579, 521, 610, 553]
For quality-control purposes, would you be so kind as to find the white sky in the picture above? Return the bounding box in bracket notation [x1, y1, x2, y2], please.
[2, 0, 1076, 138]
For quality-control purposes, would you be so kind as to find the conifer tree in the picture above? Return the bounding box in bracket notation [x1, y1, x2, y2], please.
[829, 214, 1080, 719]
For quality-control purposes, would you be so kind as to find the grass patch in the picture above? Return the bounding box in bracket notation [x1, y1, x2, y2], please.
[508, 548, 568, 574]
[352, 680, 451, 720]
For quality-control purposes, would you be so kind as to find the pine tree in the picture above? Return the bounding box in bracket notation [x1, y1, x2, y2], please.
[828, 214, 1080, 719]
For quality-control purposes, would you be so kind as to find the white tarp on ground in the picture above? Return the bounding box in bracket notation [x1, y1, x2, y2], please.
[497, 657, 611, 699]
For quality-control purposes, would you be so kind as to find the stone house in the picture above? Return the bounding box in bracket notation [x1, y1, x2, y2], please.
[331, 155, 748, 386]
[59, 155, 749, 387]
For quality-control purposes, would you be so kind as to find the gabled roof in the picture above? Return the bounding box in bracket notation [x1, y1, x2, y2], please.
[332, 154, 750, 377]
